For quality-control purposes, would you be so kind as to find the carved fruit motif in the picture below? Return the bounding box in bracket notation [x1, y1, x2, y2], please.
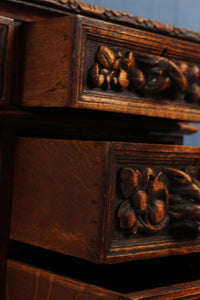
[90, 46, 200, 104]
[97, 46, 115, 68]
[118, 167, 200, 235]
[118, 168, 169, 234]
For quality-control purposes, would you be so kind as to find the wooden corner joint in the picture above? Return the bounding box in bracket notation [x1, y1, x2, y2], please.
[118, 167, 200, 234]
[89, 46, 200, 103]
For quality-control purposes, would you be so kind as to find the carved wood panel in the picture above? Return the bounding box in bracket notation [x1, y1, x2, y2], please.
[79, 17, 200, 121]
[118, 167, 200, 235]
[89, 46, 200, 104]
[21, 15, 200, 121]
[107, 143, 200, 263]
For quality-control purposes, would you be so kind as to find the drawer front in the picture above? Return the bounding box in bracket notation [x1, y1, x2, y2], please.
[7, 259, 200, 299]
[22, 15, 200, 121]
[6, 260, 122, 300]
[10, 138, 200, 263]
[0, 17, 14, 104]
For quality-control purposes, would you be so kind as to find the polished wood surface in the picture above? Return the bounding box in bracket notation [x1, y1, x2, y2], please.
[1, 0, 200, 298]
[20, 15, 200, 121]
[6, 259, 200, 299]
[9, 138, 200, 263]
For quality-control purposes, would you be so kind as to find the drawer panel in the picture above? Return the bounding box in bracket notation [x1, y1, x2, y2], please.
[6, 259, 200, 299]
[0, 17, 14, 104]
[10, 138, 200, 263]
[22, 15, 200, 121]
[6, 260, 122, 300]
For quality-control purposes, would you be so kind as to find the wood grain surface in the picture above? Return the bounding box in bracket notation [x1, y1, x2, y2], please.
[9, 138, 200, 263]
[20, 15, 200, 121]
[6, 260, 124, 300]
[6, 259, 200, 299]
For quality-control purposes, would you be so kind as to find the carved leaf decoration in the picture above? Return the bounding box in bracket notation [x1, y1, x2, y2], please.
[189, 183, 200, 201]
[141, 167, 155, 183]
[120, 168, 142, 199]
[164, 168, 192, 185]
[143, 77, 171, 95]
[185, 203, 200, 219]
[138, 213, 169, 233]
[167, 60, 187, 91]
[148, 200, 166, 225]
[131, 190, 148, 212]
[90, 46, 200, 103]
[118, 167, 200, 235]
[118, 200, 136, 229]
[149, 172, 169, 206]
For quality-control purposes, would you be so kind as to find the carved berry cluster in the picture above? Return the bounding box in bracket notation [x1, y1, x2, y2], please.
[118, 167, 200, 235]
[90, 46, 200, 103]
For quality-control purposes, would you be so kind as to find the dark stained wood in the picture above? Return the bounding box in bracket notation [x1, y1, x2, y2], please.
[2, 0, 200, 298]
[7, 259, 200, 299]
[9, 138, 200, 263]
[10, 138, 108, 263]
[0, 2, 62, 22]
[21, 16, 78, 107]
[20, 15, 200, 121]
[6, 260, 125, 300]
[127, 281, 200, 299]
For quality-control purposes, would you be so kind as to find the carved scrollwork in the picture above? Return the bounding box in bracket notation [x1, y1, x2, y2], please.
[90, 46, 200, 103]
[118, 167, 200, 234]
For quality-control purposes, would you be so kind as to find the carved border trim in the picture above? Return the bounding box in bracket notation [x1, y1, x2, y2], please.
[11, 0, 200, 44]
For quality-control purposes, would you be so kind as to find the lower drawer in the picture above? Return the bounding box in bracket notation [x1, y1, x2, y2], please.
[10, 138, 200, 263]
[6, 259, 200, 299]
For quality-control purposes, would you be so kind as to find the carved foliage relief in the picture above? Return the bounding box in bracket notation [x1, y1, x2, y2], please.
[117, 167, 200, 234]
[90, 46, 200, 104]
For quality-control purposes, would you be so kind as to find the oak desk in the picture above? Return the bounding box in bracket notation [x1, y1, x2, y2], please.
[1, 0, 200, 298]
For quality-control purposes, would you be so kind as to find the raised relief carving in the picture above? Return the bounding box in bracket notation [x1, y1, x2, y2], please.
[118, 167, 200, 234]
[89, 46, 200, 103]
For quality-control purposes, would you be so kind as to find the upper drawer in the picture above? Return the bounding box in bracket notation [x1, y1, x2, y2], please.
[0, 16, 14, 104]
[10, 138, 200, 263]
[21, 15, 200, 121]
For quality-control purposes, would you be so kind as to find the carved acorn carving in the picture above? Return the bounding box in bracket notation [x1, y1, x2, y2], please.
[118, 200, 136, 229]
[122, 51, 135, 72]
[97, 46, 115, 68]
[90, 63, 105, 87]
[148, 200, 165, 225]
[111, 69, 129, 91]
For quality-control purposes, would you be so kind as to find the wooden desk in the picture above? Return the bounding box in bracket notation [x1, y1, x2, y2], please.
[1, 0, 200, 298]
